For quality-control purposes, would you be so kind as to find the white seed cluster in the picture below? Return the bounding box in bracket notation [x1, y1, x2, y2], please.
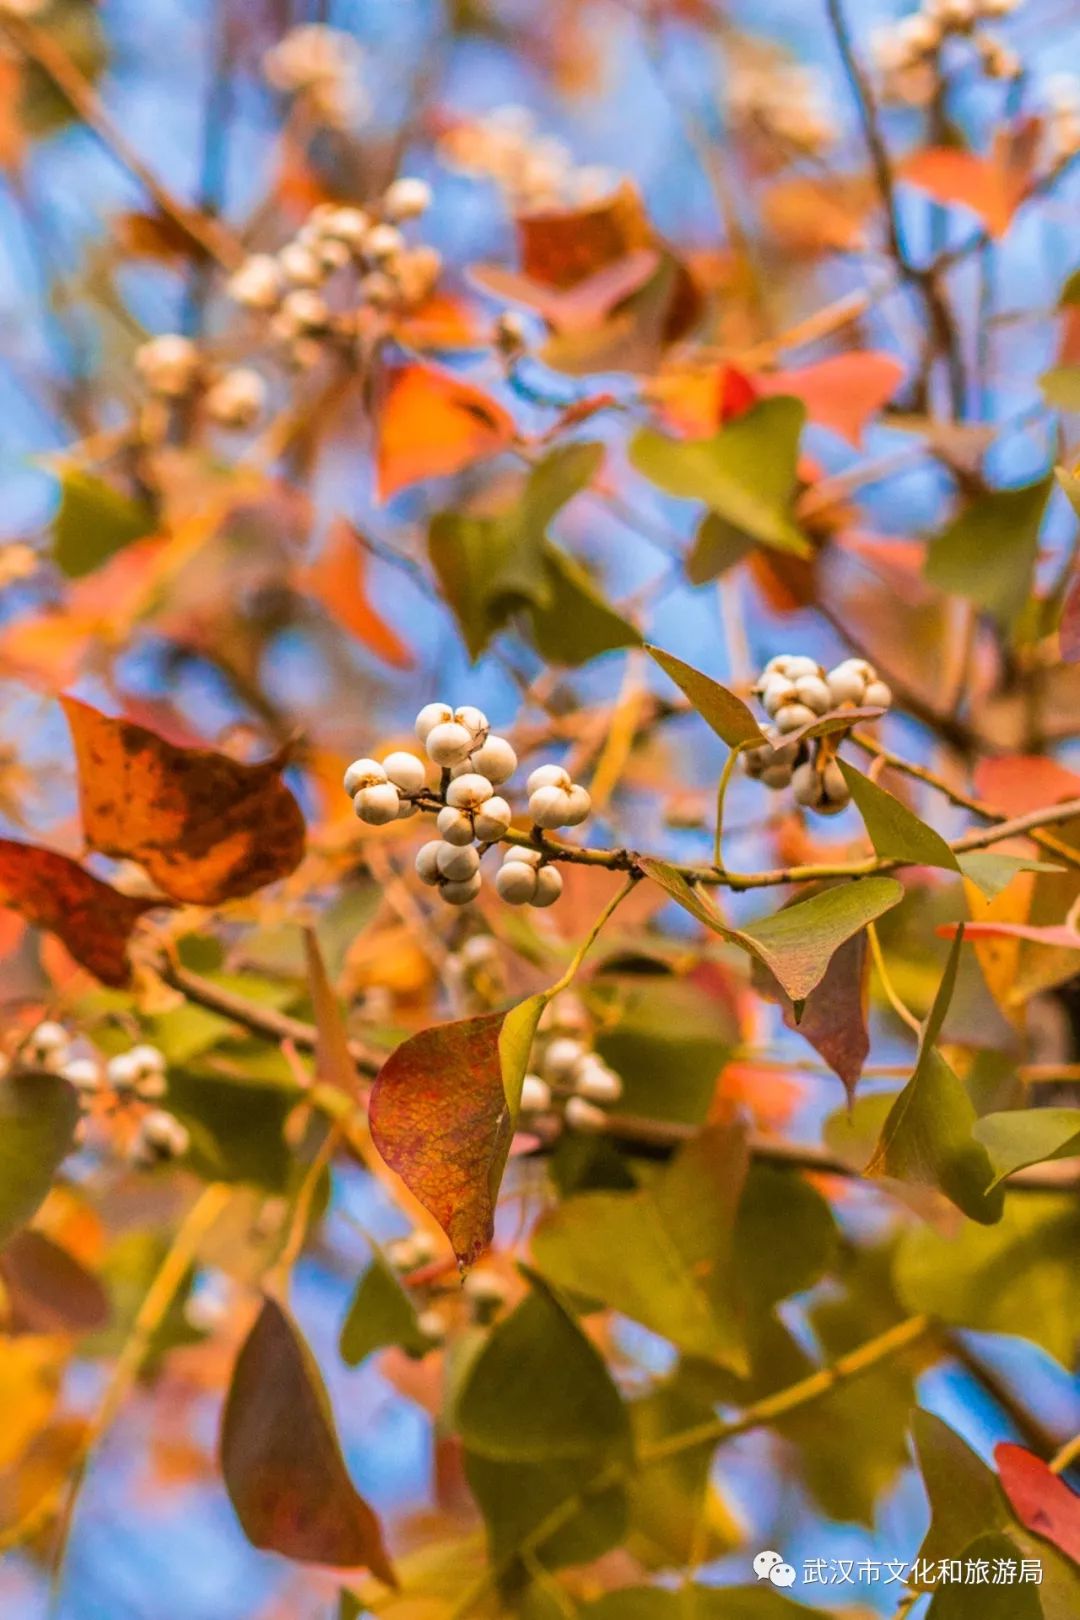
[873, 0, 1021, 105]
[262, 24, 369, 130]
[743, 655, 892, 817]
[727, 50, 838, 154]
[129, 1108, 190, 1170]
[344, 705, 592, 910]
[519, 992, 623, 1124]
[439, 105, 618, 214]
[134, 335, 267, 430]
[226, 184, 441, 367]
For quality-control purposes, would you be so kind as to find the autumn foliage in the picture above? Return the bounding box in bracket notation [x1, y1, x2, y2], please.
[1, 0, 1080, 1617]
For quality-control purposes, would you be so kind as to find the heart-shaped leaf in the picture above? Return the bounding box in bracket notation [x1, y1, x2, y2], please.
[221, 1296, 396, 1582]
[63, 697, 306, 905]
[369, 995, 546, 1266]
[838, 760, 959, 874]
[0, 838, 159, 986]
[0, 1072, 80, 1251]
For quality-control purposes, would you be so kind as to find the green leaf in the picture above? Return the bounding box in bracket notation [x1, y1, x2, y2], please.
[925, 477, 1054, 630]
[369, 994, 545, 1266]
[913, 1410, 1010, 1563]
[530, 1125, 751, 1369]
[527, 541, 641, 666]
[837, 760, 959, 873]
[646, 644, 765, 747]
[733, 1164, 838, 1324]
[592, 972, 737, 1125]
[973, 1108, 1080, 1188]
[428, 443, 615, 661]
[866, 930, 1004, 1223]
[167, 1069, 296, 1192]
[895, 1192, 1080, 1364]
[624, 1383, 741, 1569]
[925, 1534, 1044, 1619]
[686, 511, 754, 585]
[340, 1246, 430, 1366]
[464, 1451, 627, 1572]
[0, 1072, 79, 1251]
[221, 1296, 396, 1582]
[1041, 367, 1080, 412]
[51, 469, 155, 579]
[957, 852, 1065, 901]
[456, 1268, 631, 1462]
[629, 398, 812, 557]
[640, 860, 905, 1003]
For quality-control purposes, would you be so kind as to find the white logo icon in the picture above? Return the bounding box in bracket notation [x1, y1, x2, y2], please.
[754, 1550, 798, 1588]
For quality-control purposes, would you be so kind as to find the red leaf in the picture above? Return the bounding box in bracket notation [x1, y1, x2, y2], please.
[751, 931, 870, 1102]
[62, 697, 306, 906]
[0, 838, 158, 987]
[515, 180, 653, 290]
[295, 519, 413, 670]
[375, 364, 514, 502]
[938, 920, 1080, 950]
[369, 999, 544, 1266]
[222, 1297, 396, 1582]
[996, 1444, 1080, 1565]
[900, 123, 1041, 240]
[757, 352, 906, 447]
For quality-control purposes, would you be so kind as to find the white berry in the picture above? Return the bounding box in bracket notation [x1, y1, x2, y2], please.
[494, 860, 538, 904]
[344, 757, 388, 795]
[564, 1096, 607, 1133]
[473, 797, 511, 842]
[575, 1057, 623, 1104]
[426, 721, 474, 767]
[437, 806, 476, 845]
[527, 764, 571, 794]
[382, 751, 427, 795]
[545, 1037, 587, 1080]
[825, 663, 867, 707]
[436, 841, 480, 882]
[446, 772, 494, 810]
[560, 784, 591, 826]
[794, 674, 832, 715]
[520, 1074, 552, 1111]
[453, 706, 490, 746]
[529, 786, 575, 828]
[864, 680, 893, 711]
[227, 254, 284, 310]
[415, 841, 444, 886]
[774, 702, 818, 735]
[383, 176, 432, 219]
[415, 702, 453, 742]
[354, 782, 401, 824]
[468, 734, 517, 784]
[440, 873, 482, 906]
[530, 865, 563, 907]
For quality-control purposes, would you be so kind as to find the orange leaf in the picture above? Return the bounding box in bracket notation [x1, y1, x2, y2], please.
[376, 364, 514, 502]
[221, 1296, 396, 1582]
[515, 180, 653, 289]
[0, 55, 26, 172]
[470, 250, 660, 333]
[758, 352, 906, 447]
[62, 698, 306, 905]
[973, 755, 1080, 817]
[0, 838, 158, 986]
[295, 519, 412, 669]
[900, 123, 1040, 239]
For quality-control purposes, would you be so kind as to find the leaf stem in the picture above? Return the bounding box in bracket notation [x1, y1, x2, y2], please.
[546, 872, 640, 1000]
[713, 745, 746, 869]
[867, 922, 923, 1036]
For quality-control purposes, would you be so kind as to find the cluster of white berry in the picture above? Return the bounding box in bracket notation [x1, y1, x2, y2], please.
[262, 24, 369, 131]
[727, 50, 837, 154]
[382, 1231, 509, 1342]
[873, 0, 1021, 105]
[134, 336, 267, 430]
[344, 705, 592, 910]
[226, 180, 440, 367]
[1045, 74, 1080, 162]
[743, 656, 892, 817]
[439, 105, 618, 214]
[10, 1026, 190, 1167]
[520, 992, 623, 1132]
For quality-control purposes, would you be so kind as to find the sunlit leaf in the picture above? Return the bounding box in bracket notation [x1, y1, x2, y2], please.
[63, 697, 306, 905]
[0, 1073, 79, 1251]
[838, 759, 959, 873]
[974, 1108, 1080, 1187]
[645, 644, 765, 747]
[530, 1125, 751, 1369]
[925, 478, 1053, 630]
[457, 1268, 631, 1461]
[221, 1296, 396, 1581]
[751, 932, 869, 1100]
[630, 399, 811, 557]
[376, 363, 514, 501]
[51, 469, 155, 579]
[369, 996, 546, 1266]
[0, 838, 158, 986]
[866, 929, 1003, 1223]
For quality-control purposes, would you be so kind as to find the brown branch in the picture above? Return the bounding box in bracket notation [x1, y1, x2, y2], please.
[1, 16, 243, 270]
